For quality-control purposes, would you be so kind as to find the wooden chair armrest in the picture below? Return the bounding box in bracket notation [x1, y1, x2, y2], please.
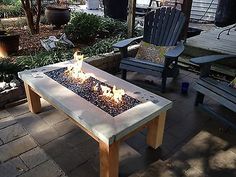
[190, 55, 236, 77]
[190, 55, 236, 65]
[113, 36, 143, 58]
[165, 41, 184, 59]
[112, 36, 143, 49]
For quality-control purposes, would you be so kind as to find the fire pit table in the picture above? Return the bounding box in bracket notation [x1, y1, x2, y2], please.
[18, 60, 172, 177]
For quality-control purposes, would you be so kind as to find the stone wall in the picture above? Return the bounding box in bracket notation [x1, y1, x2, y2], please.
[0, 85, 25, 108]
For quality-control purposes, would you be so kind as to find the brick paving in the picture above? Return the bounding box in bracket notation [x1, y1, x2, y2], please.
[0, 69, 235, 177]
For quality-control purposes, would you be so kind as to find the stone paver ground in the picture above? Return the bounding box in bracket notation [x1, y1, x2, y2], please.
[0, 69, 235, 177]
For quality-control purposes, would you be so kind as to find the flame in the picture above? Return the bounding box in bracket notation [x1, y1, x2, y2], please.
[65, 52, 90, 82]
[0, 46, 7, 58]
[100, 85, 125, 103]
[73, 52, 84, 72]
[65, 51, 125, 103]
[112, 85, 125, 102]
[100, 85, 113, 98]
[92, 83, 99, 92]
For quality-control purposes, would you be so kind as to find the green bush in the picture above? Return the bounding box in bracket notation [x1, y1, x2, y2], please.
[0, 49, 72, 81]
[0, 0, 14, 5]
[40, 15, 50, 25]
[65, 12, 129, 43]
[16, 49, 73, 69]
[0, 59, 22, 74]
[81, 35, 124, 57]
[65, 12, 101, 42]
[0, 0, 23, 18]
[0, 59, 23, 82]
[98, 17, 128, 38]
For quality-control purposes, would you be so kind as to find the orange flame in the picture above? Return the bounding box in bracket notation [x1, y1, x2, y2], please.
[65, 52, 90, 82]
[112, 85, 125, 102]
[73, 52, 84, 72]
[100, 85, 125, 103]
[66, 52, 125, 103]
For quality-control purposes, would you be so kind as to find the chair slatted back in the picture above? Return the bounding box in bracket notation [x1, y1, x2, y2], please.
[143, 7, 185, 46]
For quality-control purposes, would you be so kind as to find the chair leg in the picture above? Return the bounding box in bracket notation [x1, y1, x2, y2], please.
[161, 76, 167, 93]
[121, 69, 127, 80]
[173, 67, 179, 79]
[195, 92, 205, 106]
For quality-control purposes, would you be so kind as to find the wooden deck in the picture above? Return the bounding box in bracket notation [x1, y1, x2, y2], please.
[185, 24, 236, 56]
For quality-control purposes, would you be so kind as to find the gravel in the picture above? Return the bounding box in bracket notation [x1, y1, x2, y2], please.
[45, 68, 141, 117]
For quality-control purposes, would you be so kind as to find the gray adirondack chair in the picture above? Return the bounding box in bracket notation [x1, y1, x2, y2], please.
[113, 7, 186, 92]
[191, 55, 236, 129]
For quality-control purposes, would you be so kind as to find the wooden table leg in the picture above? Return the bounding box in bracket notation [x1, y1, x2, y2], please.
[146, 111, 166, 149]
[99, 140, 119, 177]
[24, 83, 41, 113]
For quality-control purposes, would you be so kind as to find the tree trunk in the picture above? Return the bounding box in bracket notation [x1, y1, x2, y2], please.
[103, 0, 128, 21]
[21, 0, 41, 34]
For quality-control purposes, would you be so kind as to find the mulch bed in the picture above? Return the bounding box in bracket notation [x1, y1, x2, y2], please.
[1, 25, 79, 108]
[8, 25, 64, 55]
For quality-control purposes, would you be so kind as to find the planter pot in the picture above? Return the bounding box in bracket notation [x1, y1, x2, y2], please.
[45, 6, 70, 28]
[0, 33, 19, 57]
[86, 0, 99, 10]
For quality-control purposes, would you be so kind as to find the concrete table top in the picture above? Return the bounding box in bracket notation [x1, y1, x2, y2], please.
[18, 60, 172, 145]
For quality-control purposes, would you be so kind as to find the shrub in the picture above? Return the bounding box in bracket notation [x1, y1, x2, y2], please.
[16, 49, 73, 69]
[0, 49, 72, 82]
[0, 0, 23, 18]
[65, 12, 129, 43]
[81, 35, 124, 57]
[98, 17, 128, 38]
[0, 0, 15, 5]
[0, 59, 23, 82]
[65, 12, 101, 42]
[40, 15, 50, 25]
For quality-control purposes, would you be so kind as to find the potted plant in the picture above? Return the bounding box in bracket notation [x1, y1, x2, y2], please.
[0, 30, 20, 57]
[45, 1, 70, 29]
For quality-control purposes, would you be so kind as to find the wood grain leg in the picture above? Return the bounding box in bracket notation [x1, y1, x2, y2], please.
[146, 112, 166, 149]
[24, 83, 41, 113]
[99, 141, 119, 177]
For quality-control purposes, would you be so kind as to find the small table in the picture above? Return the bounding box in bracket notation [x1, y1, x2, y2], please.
[18, 60, 172, 177]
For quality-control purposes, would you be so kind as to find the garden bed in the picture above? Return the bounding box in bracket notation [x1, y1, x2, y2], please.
[7, 25, 65, 56]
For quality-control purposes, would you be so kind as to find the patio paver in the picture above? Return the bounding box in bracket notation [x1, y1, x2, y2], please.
[0, 116, 17, 130]
[20, 147, 49, 169]
[0, 135, 37, 163]
[0, 124, 27, 144]
[0, 69, 235, 177]
[18, 160, 65, 177]
[0, 157, 29, 177]
[0, 110, 10, 119]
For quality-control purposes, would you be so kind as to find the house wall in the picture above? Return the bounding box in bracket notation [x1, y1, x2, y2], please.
[136, 0, 150, 5]
[190, 0, 218, 22]
[136, 0, 219, 22]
